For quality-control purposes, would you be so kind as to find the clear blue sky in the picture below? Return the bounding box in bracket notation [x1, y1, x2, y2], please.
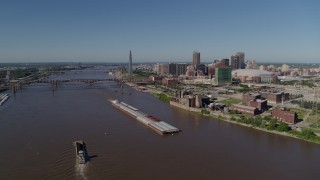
[0, 0, 319, 63]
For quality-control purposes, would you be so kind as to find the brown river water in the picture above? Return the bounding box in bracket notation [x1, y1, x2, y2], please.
[0, 68, 319, 180]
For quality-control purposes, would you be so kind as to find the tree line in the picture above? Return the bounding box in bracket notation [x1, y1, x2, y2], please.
[291, 100, 320, 110]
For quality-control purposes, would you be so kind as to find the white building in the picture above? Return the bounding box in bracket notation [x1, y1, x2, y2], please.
[232, 69, 277, 83]
[281, 64, 290, 72]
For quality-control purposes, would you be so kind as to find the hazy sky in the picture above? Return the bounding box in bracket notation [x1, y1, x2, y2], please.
[0, 0, 319, 63]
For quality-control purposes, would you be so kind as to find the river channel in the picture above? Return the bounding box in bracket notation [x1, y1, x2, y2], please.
[0, 68, 319, 179]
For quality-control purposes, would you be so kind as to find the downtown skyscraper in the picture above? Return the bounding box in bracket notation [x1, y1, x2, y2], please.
[192, 51, 200, 67]
[230, 52, 245, 70]
[128, 50, 133, 75]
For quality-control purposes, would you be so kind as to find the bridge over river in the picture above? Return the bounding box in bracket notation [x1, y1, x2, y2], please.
[3, 78, 116, 93]
[3, 76, 151, 93]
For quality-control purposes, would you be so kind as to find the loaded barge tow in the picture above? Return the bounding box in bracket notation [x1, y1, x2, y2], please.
[111, 100, 180, 135]
[0, 94, 9, 106]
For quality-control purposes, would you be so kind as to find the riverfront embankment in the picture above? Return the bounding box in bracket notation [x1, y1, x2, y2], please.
[148, 90, 320, 144]
[206, 110, 320, 145]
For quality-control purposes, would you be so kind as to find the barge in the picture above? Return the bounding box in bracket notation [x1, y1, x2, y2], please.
[74, 141, 87, 164]
[111, 100, 180, 135]
[0, 94, 9, 106]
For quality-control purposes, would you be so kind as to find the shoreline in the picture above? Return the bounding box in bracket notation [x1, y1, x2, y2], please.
[153, 92, 320, 144]
[117, 78, 320, 145]
[210, 113, 320, 144]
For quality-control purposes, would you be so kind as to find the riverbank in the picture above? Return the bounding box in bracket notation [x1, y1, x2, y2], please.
[150, 91, 320, 144]
[208, 112, 320, 145]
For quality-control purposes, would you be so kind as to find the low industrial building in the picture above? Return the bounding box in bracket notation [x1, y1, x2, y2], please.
[249, 99, 267, 112]
[149, 76, 163, 83]
[209, 102, 226, 111]
[242, 93, 261, 104]
[272, 107, 298, 124]
[260, 91, 289, 104]
[162, 77, 178, 86]
[242, 93, 268, 112]
[171, 90, 212, 108]
[231, 104, 259, 116]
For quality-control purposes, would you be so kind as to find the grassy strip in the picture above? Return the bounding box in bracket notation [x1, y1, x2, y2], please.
[152, 93, 171, 103]
[288, 129, 320, 142]
[209, 111, 320, 144]
[289, 108, 308, 119]
[218, 98, 242, 106]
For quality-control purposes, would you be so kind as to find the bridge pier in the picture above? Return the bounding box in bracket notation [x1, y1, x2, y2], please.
[13, 86, 17, 94]
[51, 80, 58, 91]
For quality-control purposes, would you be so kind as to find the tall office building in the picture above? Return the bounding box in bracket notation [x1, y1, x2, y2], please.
[169, 63, 177, 75]
[6, 70, 10, 81]
[215, 67, 232, 86]
[176, 63, 188, 76]
[196, 64, 208, 75]
[281, 64, 289, 72]
[193, 51, 200, 67]
[128, 50, 133, 75]
[221, 59, 230, 67]
[159, 64, 169, 74]
[230, 52, 245, 70]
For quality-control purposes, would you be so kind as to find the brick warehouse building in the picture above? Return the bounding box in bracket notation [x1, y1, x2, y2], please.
[242, 93, 261, 105]
[242, 93, 268, 112]
[249, 99, 268, 112]
[272, 107, 299, 124]
[260, 92, 289, 104]
[231, 104, 259, 116]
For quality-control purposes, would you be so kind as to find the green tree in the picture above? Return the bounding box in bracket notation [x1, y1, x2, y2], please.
[267, 119, 277, 130]
[251, 118, 262, 127]
[276, 122, 290, 132]
[264, 115, 273, 121]
[201, 109, 210, 114]
[154, 93, 171, 102]
[300, 129, 316, 139]
[260, 121, 267, 128]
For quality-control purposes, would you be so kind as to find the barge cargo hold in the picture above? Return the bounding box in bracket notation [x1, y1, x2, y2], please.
[0, 94, 9, 106]
[111, 100, 180, 135]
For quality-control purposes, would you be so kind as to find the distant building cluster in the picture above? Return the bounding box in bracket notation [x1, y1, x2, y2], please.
[147, 50, 320, 88]
[171, 90, 211, 108]
[153, 51, 249, 86]
[245, 60, 257, 69]
[232, 69, 277, 83]
[258, 63, 320, 79]
[149, 76, 179, 86]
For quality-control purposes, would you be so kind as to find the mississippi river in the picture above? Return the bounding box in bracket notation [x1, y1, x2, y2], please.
[0, 68, 319, 179]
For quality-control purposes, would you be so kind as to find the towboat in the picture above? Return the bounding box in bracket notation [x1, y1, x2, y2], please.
[74, 141, 87, 164]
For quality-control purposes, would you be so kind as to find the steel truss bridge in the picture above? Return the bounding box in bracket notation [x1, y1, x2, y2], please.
[3, 77, 151, 93]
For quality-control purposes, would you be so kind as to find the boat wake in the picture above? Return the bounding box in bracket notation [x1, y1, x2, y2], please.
[75, 164, 88, 180]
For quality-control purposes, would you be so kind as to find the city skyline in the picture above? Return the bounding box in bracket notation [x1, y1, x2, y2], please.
[0, 0, 319, 63]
